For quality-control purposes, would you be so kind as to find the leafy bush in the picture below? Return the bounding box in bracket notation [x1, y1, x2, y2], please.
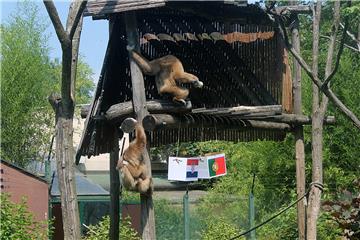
[201, 217, 239, 240]
[82, 215, 140, 240]
[0, 193, 52, 240]
[155, 199, 184, 240]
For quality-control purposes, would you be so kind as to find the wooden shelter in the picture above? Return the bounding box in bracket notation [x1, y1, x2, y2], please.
[77, 1, 332, 239]
[78, 1, 294, 159]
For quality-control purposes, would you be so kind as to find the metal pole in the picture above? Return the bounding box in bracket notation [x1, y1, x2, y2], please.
[183, 186, 190, 240]
[248, 174, 256, 240]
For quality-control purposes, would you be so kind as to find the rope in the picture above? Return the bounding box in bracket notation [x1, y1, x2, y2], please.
[176, 123, 181, 157]
[309, 181, 324, 191]
[229, 188, 310, 240]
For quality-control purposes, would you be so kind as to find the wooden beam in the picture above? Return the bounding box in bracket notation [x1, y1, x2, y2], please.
[80, 99, 192, 120]
[125, 12, 156, 240]
[109, 130, 120, 240]
[108, 18, 120, 240]
[244, 114, 335, 125]
[191, 105, 282, 116]
[289, 3, 306, 239]
[274, 5, 312, 15]
[142, 113, 335, 131]
[143, 114, 292, 131]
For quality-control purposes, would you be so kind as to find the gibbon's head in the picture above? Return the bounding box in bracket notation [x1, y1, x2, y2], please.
[120, 118, 138, 133]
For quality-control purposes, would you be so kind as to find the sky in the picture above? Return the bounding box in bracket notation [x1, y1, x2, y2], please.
[1, 0, 260, 82]
[1, 1, 109, 82]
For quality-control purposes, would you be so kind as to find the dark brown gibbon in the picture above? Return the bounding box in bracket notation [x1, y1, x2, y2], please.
[116, 121, 151, 194]
[128, 47, 204, 105]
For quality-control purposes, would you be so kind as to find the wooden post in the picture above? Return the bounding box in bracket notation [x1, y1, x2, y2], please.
[290, 3, 306, 240]
[125, 12, 156, 240]
[107, 18, 121, 240]
[109, 129, 120, 240]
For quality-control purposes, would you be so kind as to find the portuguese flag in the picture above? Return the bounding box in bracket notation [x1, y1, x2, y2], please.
[208, 155, 226, 177]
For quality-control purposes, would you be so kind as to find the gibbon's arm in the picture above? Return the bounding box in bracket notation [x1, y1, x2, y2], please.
[134, 123, 147, 149]
[174, 72, 203, 88]
[128, 49, 160, 76]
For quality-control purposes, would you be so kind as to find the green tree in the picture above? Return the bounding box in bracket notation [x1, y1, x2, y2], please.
[0, 2, 53, 167]
[0, 2, 95, 168]
[50, 56, 95, 105]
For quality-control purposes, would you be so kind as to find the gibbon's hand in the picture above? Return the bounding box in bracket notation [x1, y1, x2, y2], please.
[193, 80, 204, 88]
[174, 99, 187, 106]
[126, 44, 135, 52]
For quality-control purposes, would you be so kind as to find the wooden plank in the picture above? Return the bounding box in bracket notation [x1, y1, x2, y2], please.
[125, 12, 156, 240]
[241, 114, 335, 125]
[81, 100, 192, 119]
[192, 105, 282, 115]
[84, 0, 166, 17]
[274, 5, 312, 15]
[143, 113, 291, 131]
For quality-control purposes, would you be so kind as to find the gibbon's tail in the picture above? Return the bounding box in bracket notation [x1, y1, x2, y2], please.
[134, 123, 147, 148]
[130, 50, 158, 76]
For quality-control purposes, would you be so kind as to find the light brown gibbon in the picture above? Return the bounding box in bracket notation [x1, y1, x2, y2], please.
[116, 121, 151, 194]
[128, 46, 204, 105]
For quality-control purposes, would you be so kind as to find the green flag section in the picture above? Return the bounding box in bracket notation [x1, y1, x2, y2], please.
[208, 155, 226, 177]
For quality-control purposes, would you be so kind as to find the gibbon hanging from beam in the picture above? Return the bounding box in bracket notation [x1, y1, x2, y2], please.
[117, 118, 151, 194]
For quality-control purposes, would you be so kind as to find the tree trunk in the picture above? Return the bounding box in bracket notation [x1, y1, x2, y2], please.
[44, 1, 87, 239]
[55, 113, 81, 239]
[307, 2, 340, 239]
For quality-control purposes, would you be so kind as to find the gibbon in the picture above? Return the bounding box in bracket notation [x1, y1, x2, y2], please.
[127, 46, 204, 105]
[116, 119, 151, 194]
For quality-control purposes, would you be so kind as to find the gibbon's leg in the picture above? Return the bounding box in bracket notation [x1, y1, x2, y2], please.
[120, 166, 138, 191]
[174, 72, 204, 88]
[127, 48, 160, 76]
[137, 177, 151, 194]
[124, 163, 145, 179]
[160, 84, 189, 105]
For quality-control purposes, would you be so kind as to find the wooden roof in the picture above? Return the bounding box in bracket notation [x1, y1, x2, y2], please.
[76, 3, 291, 162]
[84, 1, 249, 19]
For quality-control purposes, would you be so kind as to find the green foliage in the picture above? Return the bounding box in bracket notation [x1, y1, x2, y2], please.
[0, 2, 53, 167]
[155, 199, 184, 240]
[0, 193, 52, 239]
[201, 217, 239, 240]
[82, 215, 140, 240]
[322, 51, 360, 193]
[50, 57, 95, 104]
[258, 200, 342, 240]
[0, 2, 95, 167]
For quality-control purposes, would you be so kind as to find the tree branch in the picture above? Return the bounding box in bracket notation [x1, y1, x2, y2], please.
[320, 0, 341, 113]
[43, 1, 68, 46]
[322, 19, 348, 89]
[320, 35, 360, 53]
[340, 22, 360, 45]
[66, 1, 87, 40]
[312, 1, 321, 110]
[275, 15, 360, 129]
